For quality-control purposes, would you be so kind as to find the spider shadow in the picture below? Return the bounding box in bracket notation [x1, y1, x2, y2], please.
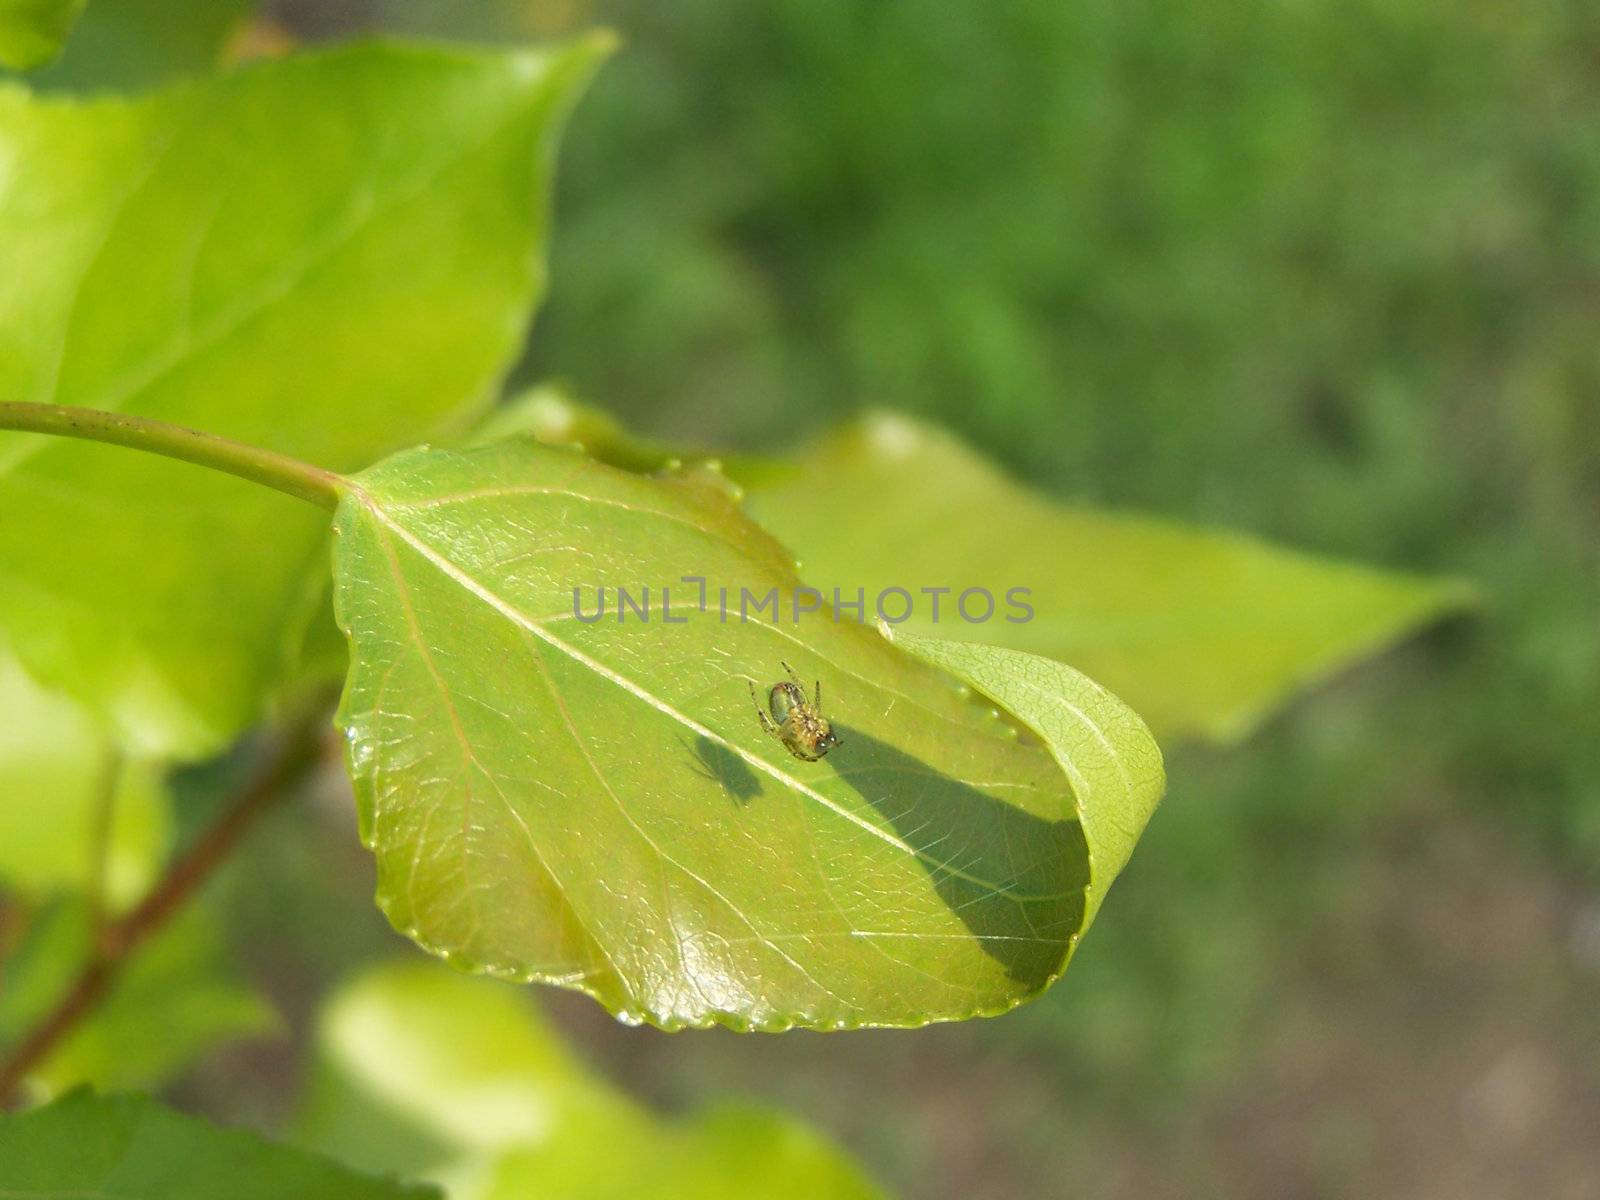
[681, 733, 764, 806]
[825, 725, 1089, 989]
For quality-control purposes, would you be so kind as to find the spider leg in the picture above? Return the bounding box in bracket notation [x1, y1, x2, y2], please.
[747, 680, 778, 737]
[814, 677, 822, 713]
[780, 660, 805, 689]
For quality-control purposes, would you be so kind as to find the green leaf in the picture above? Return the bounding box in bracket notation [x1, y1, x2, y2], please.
[14, 0, 253, 92]
[885, 628, 1164, 931]
[0, 36, 611, 758]
[468, 1107, 885, 1200]
[748, 412, 1474, 742]
[0, 1088, 436, 1199]
[299, 961, 884, 1199]
[476, 387, 790, 486]
[0, 0, 84, 70]
[0, 646, 169, 903]
[332, 438, 1153, 1029]
[302, 961, 618, 1165]
[0, 901, 276, 1098]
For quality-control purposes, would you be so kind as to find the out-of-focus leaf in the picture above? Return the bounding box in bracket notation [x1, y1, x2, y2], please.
[0, 36, 611, 758]
[0, 1088, 436, 1199]
[885, 627, 1164, 931]
[749, 412, 1474, 742]
[299, 961, 884, 1199]
[332, 439, 1155, 1028]
[299, 960, 644, 1170]
[468, 1106, 885, 1200]
[476, 387, 790, 485]
[12, 0, 252, 91]
[284, 580, 351, 696]
[0, 648, 168, 904]
[0, 901, 276, 1099]
[0, 0, 83, 70]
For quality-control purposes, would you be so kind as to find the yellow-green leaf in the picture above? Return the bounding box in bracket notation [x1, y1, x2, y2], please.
[300, 961, 884, 1199]
[0, 0, 84, 70]
[0, 37, 609, 757]
[750, 412, 1473, 741]
[0, 646, 168, 903]
[331, 439, 1159, 1029]
[885, 628, 1164, 931]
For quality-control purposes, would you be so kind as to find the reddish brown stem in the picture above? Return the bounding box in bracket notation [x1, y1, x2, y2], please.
[0, 707, 328, 1107]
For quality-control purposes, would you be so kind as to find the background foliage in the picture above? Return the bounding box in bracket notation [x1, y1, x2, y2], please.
[381, 1, 1600, 1194]
[2, 1, 1597, 1197]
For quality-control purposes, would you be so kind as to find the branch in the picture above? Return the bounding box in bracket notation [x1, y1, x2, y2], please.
[0, 703, 330, 1107]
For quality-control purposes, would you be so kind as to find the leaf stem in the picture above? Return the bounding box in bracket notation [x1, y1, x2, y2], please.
[0, 402, 345, 510]
[0, 702, 330, 1108]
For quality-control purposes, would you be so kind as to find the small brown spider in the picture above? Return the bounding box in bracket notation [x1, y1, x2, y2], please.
[748, 662, 841, 762]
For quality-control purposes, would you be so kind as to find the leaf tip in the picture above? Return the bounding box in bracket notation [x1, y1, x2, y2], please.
[861, 410, 926, 460]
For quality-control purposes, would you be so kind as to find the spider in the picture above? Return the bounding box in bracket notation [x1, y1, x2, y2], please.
[748, 662, 841, 762]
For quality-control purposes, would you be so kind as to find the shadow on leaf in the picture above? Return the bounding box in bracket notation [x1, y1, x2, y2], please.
[684, 733, 764, 805]
[826, 726, 1088, 989]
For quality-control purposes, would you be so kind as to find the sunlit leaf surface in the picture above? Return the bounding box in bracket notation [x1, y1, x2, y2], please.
[332, 439, 1160, 1028]
[0, 1089, 435, 1199]
[0, 37, 608, 756]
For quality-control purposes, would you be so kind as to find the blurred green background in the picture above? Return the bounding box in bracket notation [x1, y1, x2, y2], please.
[66, 0, 1600, 1195]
